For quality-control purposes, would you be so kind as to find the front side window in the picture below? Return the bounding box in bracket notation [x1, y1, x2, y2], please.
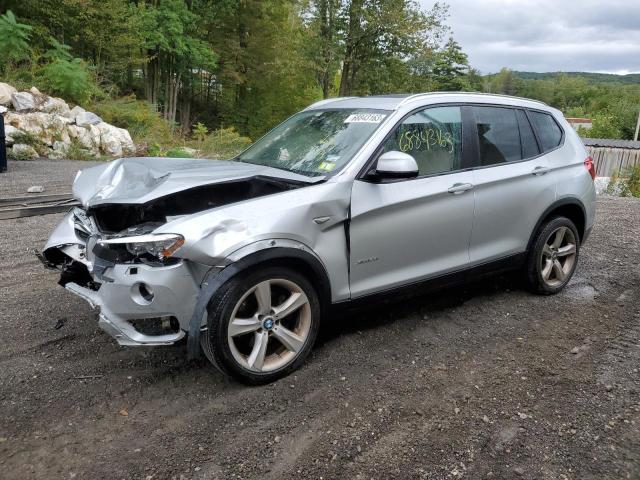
[471, 106, 523, 166]
[528, 111, 563, 152]
[237, 109, 389, 176]
[382, 106, 463, 176]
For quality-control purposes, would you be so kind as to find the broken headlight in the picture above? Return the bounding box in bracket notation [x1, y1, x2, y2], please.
[100, 233, 185, 260]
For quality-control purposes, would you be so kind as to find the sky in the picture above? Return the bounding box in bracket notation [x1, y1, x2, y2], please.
[420, 0, 640, 74]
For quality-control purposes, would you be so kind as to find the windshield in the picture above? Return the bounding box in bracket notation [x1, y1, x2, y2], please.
[236, 109, 389, 176]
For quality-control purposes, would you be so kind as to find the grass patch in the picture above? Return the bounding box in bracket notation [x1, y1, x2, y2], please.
[606, 166, 640, 197]
[7, 147, 36, 161]
[64, 138, 96, 161]
[144, 127, 252, 160]
[11, 131, 43, 147]
[191, 127, 252, 159]
[10, 131, 50, 156]
[164, 147, 195, 158]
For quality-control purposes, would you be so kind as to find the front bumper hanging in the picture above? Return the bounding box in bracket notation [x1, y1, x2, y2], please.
[62, 261, 199, 346]
[40, 211, 204, 347]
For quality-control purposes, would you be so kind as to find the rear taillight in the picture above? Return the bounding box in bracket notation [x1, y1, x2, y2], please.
[584, 156, 596, 180]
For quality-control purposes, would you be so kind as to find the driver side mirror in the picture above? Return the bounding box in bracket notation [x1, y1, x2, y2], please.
[372, 150, 419, 180]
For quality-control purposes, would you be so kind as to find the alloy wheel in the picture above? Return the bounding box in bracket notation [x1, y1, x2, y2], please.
[227, 278, 312, 372]
[540, 226, 577, 287]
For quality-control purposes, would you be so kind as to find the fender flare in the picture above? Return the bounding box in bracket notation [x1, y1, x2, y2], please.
[187, 245, 331, 359]
[526, 197, 587, 252]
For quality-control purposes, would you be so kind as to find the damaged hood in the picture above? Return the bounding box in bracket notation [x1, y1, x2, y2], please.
[73, 157, 322, 207]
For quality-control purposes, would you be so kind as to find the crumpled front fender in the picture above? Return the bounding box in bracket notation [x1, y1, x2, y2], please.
[155, 180, 352, 301]
[43, 211, 80, 253]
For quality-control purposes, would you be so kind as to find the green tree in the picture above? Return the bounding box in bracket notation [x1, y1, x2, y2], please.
[4, 0, 145, 88]
[305, 0, 342, 98]
[42, 37, 73, 61]
[491, 68, 518, 95]
[0, 0, 489, 143]
[583, 113, 621, 139]
[42, 57, 96, 104]
[467, 67, 483, 91]
[0, 10, 32, 73]
[607, 96, 640, 139]
[337, 0, 448, 96]
[204, 0, 318, 137]
[430, 37, 470, 91]
[139, 0, 217, 129]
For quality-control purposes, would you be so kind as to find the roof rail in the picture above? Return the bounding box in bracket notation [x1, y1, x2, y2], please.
[398, 91, 548, 108]
[305, 97, 358, 110]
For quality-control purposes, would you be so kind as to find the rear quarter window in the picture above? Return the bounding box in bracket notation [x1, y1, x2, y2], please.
[528, 111, 563, 152]
[516, 109, 540, 158]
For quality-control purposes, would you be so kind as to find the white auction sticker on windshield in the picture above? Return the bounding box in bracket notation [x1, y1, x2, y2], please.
[344, 113, 386, 124]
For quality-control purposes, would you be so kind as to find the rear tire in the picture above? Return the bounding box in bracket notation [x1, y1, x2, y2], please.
[525, 216, 580, 295]
[200, 266, 320, 384]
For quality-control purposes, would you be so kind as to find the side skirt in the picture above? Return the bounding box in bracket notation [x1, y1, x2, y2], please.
[332, 252, 526, 311]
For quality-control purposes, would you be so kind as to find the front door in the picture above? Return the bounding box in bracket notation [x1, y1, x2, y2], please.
[349, 105, 475, 298]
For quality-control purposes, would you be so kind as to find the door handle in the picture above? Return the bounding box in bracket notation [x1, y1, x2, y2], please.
[532, 166, 550, 176]
[447, 183, 474, 194]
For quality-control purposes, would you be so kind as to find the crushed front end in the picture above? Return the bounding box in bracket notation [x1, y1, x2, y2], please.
[38, 157, 324, 350]
[39, 207, 208, 346]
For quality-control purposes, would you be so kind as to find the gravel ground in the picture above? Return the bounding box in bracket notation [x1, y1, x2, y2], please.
[0, 160, 101, 197]
[0, 179, 639, 479]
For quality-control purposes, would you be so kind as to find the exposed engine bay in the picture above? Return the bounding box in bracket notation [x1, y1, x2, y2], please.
[88, 176, 304, 233]
[41, 175, 306, 290]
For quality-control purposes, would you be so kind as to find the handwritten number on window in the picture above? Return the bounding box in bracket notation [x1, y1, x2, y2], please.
[397, 127, 454, 154]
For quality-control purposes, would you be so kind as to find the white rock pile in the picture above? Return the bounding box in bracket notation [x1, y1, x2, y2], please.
[0, 83, 136, 160]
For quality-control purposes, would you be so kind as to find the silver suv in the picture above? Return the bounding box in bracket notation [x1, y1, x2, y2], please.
[40, 93, 596, 384]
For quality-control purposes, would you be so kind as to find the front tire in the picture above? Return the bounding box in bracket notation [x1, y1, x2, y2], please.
[200, 266, 321, 384]
[525, 216, 580, 295]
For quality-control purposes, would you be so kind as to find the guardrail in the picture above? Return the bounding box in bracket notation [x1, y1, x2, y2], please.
[0, 193, 78, 220]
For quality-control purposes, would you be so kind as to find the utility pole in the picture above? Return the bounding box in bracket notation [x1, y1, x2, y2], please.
[634, 109, 640, 142]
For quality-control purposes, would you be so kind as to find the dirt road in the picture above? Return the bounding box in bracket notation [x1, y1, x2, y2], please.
[1, 192, 639, 479]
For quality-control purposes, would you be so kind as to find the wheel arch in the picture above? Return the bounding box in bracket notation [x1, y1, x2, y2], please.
[186, 245, 332, 359]
[527, 198, 587, 252]
[225, 247, 332, 307]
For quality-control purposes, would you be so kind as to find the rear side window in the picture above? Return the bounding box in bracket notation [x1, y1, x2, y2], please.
[516, 110, 540, 158]
[528, 111, 563, 152]
[471, 106, 522, 166]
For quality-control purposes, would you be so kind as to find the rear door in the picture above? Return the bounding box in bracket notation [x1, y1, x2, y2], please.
[468, 105, 557, 264]
[349, 105, 475, 297]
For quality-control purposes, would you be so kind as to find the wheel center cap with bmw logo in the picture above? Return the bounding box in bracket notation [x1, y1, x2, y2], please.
[263, 317, 275, 330]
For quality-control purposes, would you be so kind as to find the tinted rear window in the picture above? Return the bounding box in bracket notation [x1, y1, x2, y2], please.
[528, 111, 563, 152]
[471, 106, 522, 166]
